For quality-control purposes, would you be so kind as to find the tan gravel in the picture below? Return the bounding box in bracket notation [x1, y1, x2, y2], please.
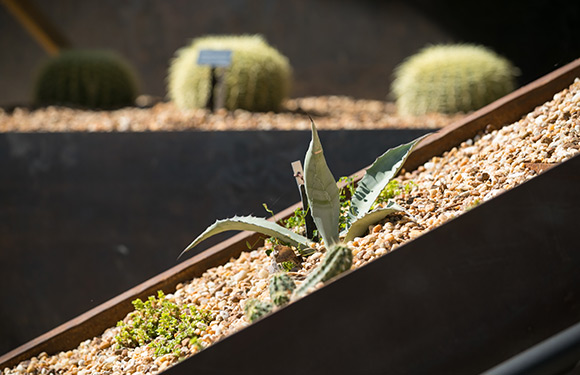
[3, 78, 580, 375]
[0, 96, 462, 132]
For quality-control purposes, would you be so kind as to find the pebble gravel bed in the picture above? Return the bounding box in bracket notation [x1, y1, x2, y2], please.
[0, 96, 462, 132]
[3, 78, 580, 374]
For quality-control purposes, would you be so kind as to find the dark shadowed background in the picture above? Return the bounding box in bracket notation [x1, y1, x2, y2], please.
[1, 0, 578, 106]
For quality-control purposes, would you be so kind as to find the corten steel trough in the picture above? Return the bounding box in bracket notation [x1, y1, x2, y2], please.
[0, 127, 431, 355]
[2, 58, 580, 373]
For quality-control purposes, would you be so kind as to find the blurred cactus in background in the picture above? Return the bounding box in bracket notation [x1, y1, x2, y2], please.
[34, 49, 139, 110]
[168, 35, 291, 112]
[392, 44, 519, 115]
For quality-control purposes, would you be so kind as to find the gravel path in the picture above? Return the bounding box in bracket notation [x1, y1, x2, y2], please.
[3, 79, 580, 375]
[0, 96, 462, 132]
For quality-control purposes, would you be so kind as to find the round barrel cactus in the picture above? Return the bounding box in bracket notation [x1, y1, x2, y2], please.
[391, 44, 519, 115]
[34, 49, 138, 110]
[168, 35, 292, 112]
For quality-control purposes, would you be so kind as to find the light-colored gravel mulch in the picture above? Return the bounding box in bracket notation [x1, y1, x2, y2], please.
[3, 79, 580, 375]
[0, 96, 463, 132]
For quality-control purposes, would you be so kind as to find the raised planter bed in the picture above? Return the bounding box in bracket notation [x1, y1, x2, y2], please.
[1, 58, 579, 374]
[168, 152, 580, 375]
[0, 129, 430, 355]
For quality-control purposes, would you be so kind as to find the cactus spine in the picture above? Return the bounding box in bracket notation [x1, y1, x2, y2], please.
[244, 299, 273, 323]
[392, 44, 519, 115]
[244, 272, 296, 323]
[269, 272, 296, 307]
[34, 49, 138, 109]
[168, 35, 291, 112]
[294, 244, 353, 297]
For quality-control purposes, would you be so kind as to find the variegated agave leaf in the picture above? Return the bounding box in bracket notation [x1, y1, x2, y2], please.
[180, 215, 312, 258]
[342, 202, 406, 242]
[303, 119, 340, 247]
[346, 134, 428, 227]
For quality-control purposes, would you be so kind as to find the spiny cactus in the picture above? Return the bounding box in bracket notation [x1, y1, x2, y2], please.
[34, 49, 139, 109]
[168, 34, 291, 112]
[269, 272, 296, 306]
[243, 273, 295, 323]
[392, 44, 519, 115]
[244, 245, 352, 322]
[244, 299, 274, 323]
[294, 243, 353, 297]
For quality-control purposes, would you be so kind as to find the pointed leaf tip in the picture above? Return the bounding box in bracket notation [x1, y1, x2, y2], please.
[304, 119, 340, 246]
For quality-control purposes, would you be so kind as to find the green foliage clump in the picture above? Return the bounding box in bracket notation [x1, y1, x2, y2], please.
[168, 34, 291, 112]
[282, 207, 308, 233]
[338, 176, 357, 232]
[263, 204, 315, 256]
[115, 291, 212, 357]
[280, 261, 297, 272]
[34, 49, 139, 109]
[392, 44, 519, 115]
[374, 180, 417, 206]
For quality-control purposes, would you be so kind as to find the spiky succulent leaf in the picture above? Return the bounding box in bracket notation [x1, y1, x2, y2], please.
[304, 120, 340, 247]
[347, 135, 427, 226]
[343, 202, 406, 242]
[180, 215, 312, 257]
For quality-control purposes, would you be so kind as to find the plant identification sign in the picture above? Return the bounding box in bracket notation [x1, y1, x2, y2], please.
[197, 50, 232, 67]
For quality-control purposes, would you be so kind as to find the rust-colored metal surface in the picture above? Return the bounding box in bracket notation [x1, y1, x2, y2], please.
[0, 229, 268, 369]
[167, 152, 580, 375]
[1, 57, 579, 370]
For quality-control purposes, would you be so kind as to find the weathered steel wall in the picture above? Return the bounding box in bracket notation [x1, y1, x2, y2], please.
[167, 153, 580, 375]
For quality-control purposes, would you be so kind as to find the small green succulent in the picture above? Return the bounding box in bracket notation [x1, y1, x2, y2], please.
[115, 291, 212, 357]
[374, 180, 417, 206]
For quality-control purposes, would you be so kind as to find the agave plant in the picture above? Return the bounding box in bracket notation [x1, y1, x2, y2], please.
[180, 120, 425, 256]
[181, 120, 426, 321]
